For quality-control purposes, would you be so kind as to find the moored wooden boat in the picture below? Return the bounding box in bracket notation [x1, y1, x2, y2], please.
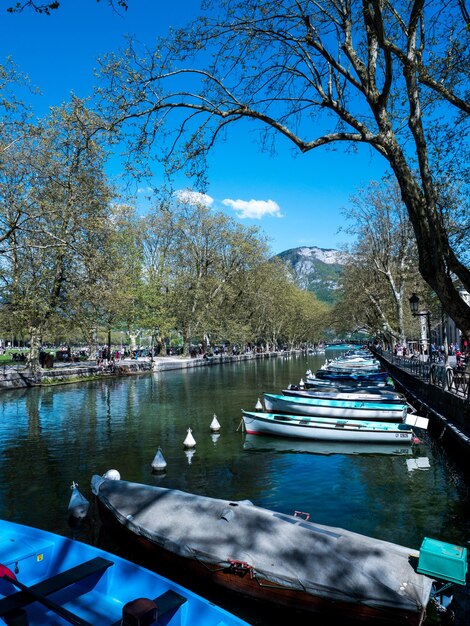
[305, 377, 393, 390]
[91, 474, 435, 626]
[282, 387, 405, 403]
[242, 410, 414, 443]
[315, 369, 390, 381]
[0, 518, 248, 626]
[263, 393, 408, 421]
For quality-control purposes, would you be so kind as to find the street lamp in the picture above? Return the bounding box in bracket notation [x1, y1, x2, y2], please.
[409, 293, 432, 362]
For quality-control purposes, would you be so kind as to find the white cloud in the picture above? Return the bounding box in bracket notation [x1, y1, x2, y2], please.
[176, 189, 214, 207]
[222, 198, 283, 219]
[137, 186, 154, 194]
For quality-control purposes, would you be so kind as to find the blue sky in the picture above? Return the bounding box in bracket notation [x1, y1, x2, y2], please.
[0, 0, 388, 255]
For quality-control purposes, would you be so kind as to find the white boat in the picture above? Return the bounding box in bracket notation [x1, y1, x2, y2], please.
[263, 393, 408, 421]
[282, 387, 405, 404]
[242, 410, 415, 443]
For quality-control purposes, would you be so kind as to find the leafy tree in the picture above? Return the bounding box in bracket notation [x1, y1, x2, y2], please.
[144, 192, 270, 355]
[97, 0, 470, 338]
[340, 178, 421, 344]
[0, 99, 112, 368]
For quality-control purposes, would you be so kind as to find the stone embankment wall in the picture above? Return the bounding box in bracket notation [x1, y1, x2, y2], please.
[374, 354, 470, 472]
[0, 351, 285, 390]
[0, 361, 152, 390]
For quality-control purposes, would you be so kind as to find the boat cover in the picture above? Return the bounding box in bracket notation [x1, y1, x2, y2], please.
[91, 476, 433, 615]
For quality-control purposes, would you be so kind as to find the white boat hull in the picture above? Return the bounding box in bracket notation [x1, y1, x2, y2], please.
[242, 411, 414, 443]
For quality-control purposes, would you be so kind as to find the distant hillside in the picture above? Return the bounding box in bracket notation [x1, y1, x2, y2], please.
[276, 246, 347, 305]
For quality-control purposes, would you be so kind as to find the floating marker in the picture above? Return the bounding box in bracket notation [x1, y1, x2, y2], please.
[103, 469, 121, 481]
[68, 482, 89, 519]
[306, 369, 312, 377]
[151, 447, 167, 473]
[299, 378, 305, 388]
[183, 427, 196, 448]
[255, 398, 263, 410]
[210, 414, 221, 432]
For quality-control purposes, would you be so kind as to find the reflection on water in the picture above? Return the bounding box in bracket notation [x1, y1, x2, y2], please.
[243, 433, 414, 456]
[0, 351, 469, 624]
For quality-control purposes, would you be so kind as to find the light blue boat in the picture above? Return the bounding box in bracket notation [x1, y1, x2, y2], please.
[263, 393, 408, 421]
[0, 519, 249, 626]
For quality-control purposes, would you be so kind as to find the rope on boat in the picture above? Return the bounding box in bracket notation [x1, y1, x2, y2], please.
[236, 415, 246, 432]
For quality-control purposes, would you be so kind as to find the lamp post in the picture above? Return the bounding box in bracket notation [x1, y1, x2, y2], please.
[409, 293, 432, 362]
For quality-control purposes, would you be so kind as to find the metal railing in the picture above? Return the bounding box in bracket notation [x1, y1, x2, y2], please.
[376, 349, 470, 404]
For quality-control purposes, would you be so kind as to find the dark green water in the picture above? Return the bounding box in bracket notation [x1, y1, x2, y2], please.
[0, 351, 469, 624]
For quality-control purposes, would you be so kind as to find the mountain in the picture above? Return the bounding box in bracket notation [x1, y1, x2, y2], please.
[276, 246, 347, 305]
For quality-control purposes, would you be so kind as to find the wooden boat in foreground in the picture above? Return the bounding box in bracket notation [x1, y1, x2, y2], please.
[263, 393, 408, 421]
[91, 473, 448, 626]
[0, 518, 248, 626]
[242, 410, 414, 442]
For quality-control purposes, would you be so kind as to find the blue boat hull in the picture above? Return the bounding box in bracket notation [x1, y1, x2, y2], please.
[315, 369, 389, 381]
[0, 519, 248, 626]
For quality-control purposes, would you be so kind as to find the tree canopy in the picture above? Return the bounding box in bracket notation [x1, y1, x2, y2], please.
[97, 0, 470, 339]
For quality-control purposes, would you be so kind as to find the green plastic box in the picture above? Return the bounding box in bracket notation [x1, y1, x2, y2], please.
[417, 537, 468, 585]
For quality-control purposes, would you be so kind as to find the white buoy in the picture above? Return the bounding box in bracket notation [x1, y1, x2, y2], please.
[211, 432, 220, 445]
[299, 378, 305, 388]
[68, 482, 90, 519]
[103, 469, 120, 480]
[306, 369, 312, 377]
[255, 397, 263, 410]
[183, 427, 196, 448]
[210, 414, 221, 432]
[185, 448, 196, 464]
[151, 447, 167, 473]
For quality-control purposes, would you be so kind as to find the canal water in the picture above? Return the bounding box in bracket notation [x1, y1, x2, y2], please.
[0, 350, 469, 625]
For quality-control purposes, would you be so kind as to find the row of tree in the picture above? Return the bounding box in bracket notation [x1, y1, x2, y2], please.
[0, 92, 328, 366]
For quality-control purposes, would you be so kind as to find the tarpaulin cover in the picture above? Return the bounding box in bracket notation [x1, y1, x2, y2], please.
[91, 476, 433, 614]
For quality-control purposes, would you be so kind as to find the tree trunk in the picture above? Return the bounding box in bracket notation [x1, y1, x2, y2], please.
[26, 326, 41, 373]
[386, 145, 470, 338]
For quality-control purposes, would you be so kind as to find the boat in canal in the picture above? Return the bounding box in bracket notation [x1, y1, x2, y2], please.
[282, 387, 405, 403]
[304, 376, 394, 390]
[241, 410, 415, 443]
[91, 473, 437, 625]
[263, 393, 408, 421]
[0, 518, 248, 626]
[315, 369, 390, 381]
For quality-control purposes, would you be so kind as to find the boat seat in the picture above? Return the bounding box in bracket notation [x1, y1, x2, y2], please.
[0, 556, 113, 618]
[110, 589, 187, 626]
